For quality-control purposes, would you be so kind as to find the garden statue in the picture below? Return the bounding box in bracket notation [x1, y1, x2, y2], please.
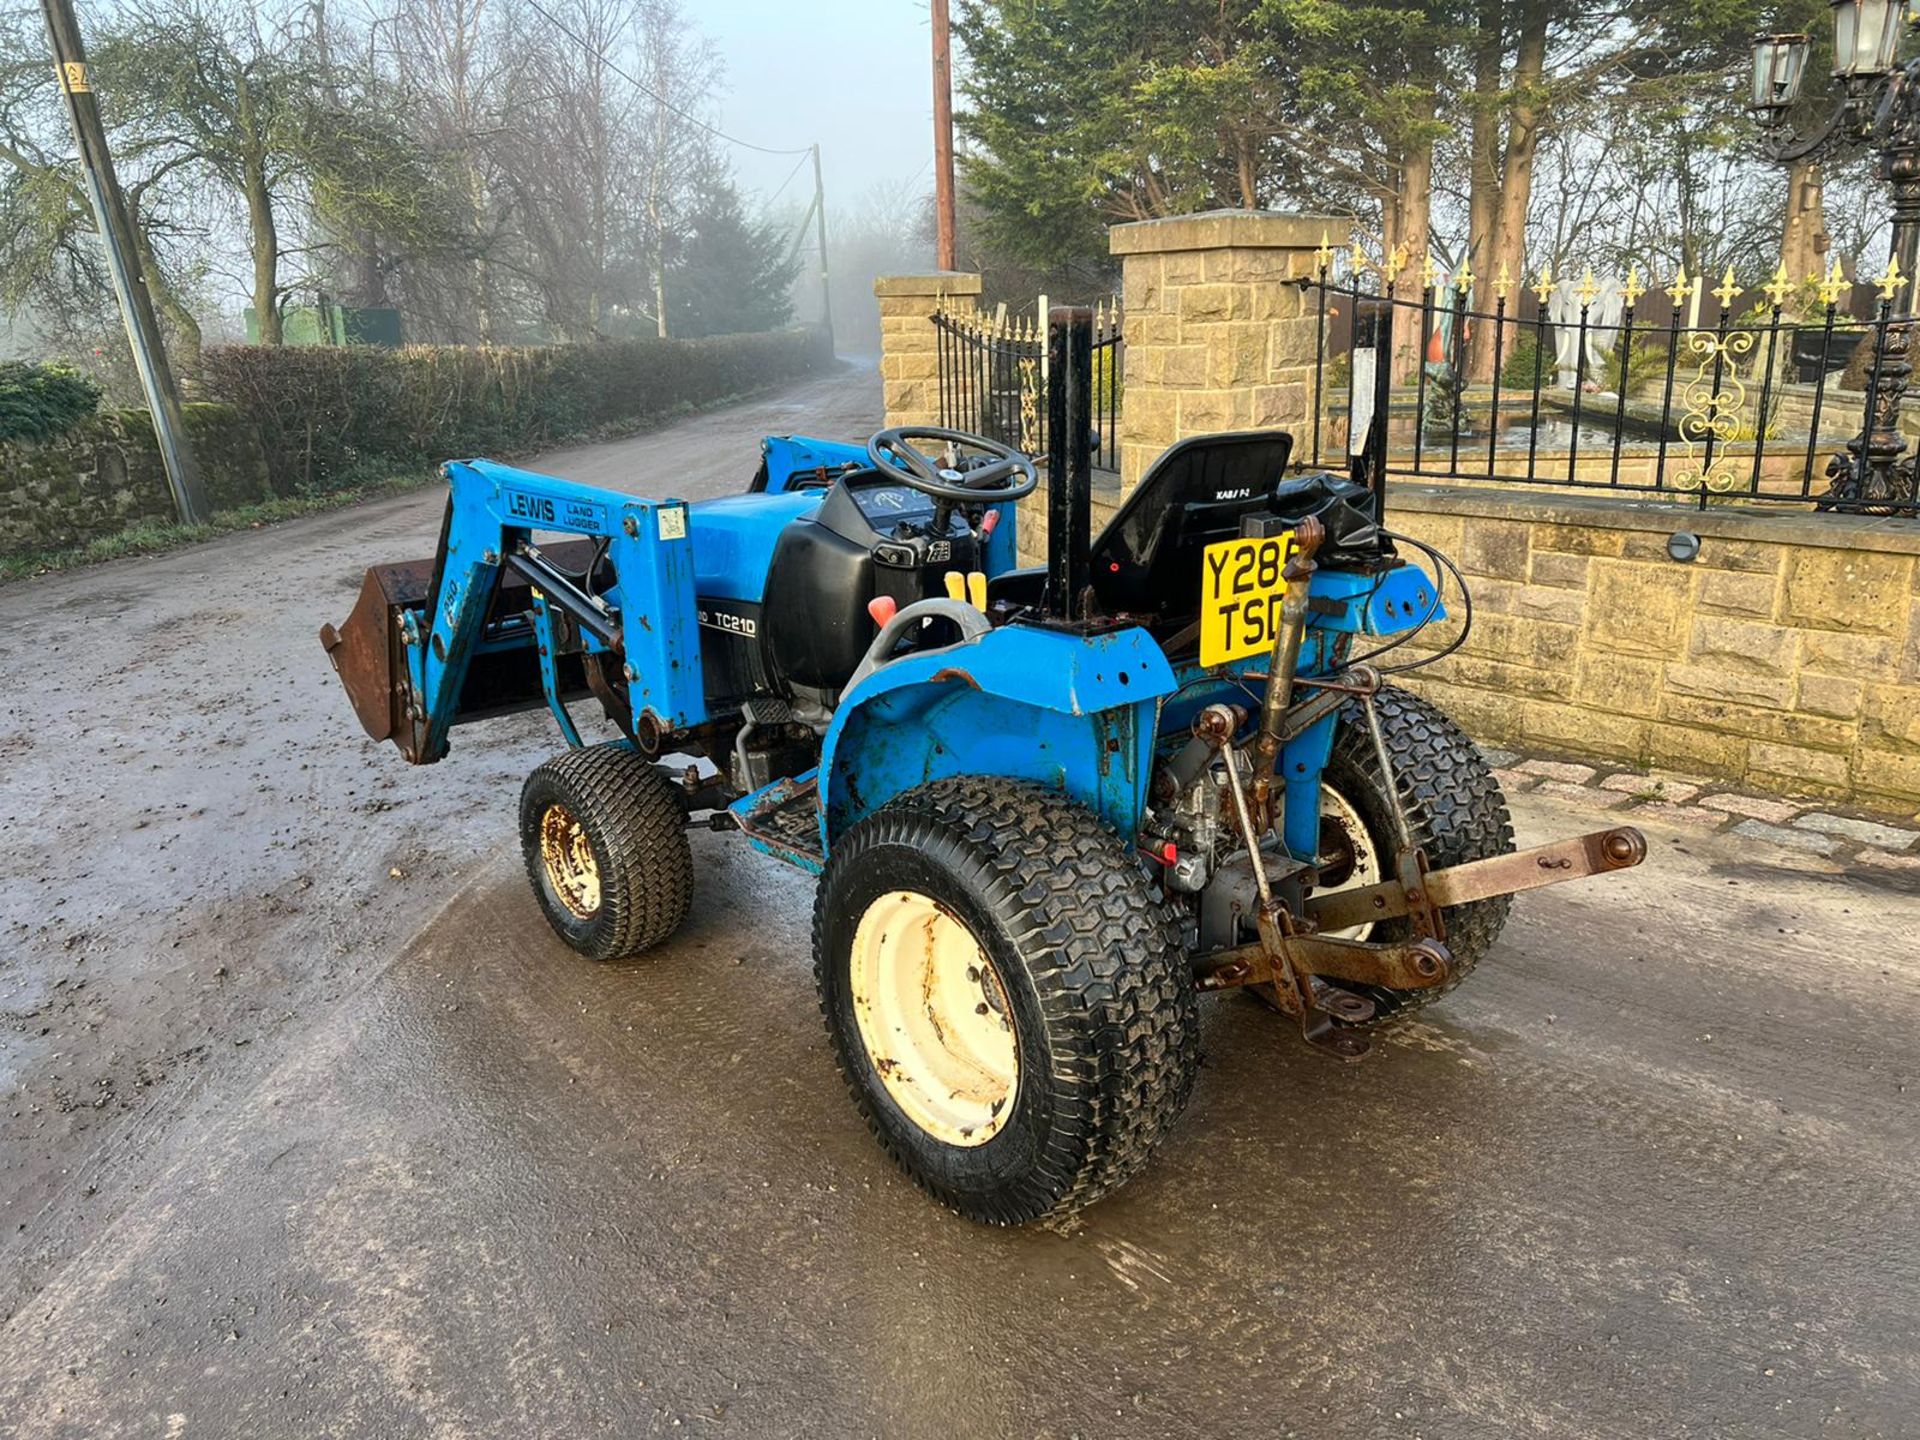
[1421, 289, 1464, 433]
[1548, 273, 1625, 392]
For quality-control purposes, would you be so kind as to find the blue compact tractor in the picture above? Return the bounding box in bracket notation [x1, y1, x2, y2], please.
[324, 333, 1644, 1224]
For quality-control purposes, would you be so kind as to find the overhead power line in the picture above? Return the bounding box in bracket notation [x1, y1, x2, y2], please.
[766, 148, 811, 206]
[521, 0, 812, 157]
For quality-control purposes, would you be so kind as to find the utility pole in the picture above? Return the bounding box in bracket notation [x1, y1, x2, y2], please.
[39, 0, 208, 525]
[931, 0, 957, 271]
[811, 143, 834, 356]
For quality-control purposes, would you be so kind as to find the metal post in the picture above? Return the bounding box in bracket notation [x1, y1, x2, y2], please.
[39, 0, 207, 525]
[1839, 121, 1920, 507]
[1350, 297, 1393, 526]
[931, 0, 957, 272]
[1045, 306, 1094, 622]
[811, 143, 834, 357]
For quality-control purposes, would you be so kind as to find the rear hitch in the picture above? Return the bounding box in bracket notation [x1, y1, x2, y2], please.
[1204, 700, 1416, 1060]
[1188, 699, 1647, 1060]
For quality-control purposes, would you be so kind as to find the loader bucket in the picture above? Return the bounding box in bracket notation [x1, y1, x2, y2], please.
[321, 560, 434, 759]
[321, 539, 605, 763]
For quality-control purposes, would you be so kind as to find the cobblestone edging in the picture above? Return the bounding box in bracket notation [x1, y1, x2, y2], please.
[1482, 748, 1920, 879]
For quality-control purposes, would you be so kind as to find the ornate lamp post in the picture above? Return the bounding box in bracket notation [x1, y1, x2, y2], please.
[1750, 1, 1920, 506]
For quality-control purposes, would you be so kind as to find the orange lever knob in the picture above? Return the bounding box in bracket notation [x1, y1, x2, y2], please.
[866, 595, 898, 627]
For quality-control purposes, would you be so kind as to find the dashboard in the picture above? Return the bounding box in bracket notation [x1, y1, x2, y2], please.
[848, 480, 935, 524]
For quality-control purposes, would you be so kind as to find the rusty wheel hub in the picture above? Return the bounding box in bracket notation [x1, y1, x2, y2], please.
[1314, 784, 1382, 940]
[539, 803, 600, 919]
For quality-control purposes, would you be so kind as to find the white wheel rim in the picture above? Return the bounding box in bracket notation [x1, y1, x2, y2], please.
[1316, 784, 1382, 942]
[849, 891, 1018, 1147]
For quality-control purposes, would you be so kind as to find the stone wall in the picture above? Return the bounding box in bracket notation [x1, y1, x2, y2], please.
[0, 404, 271, 555]
[1387, 487, 1920, 817]
[1111, 210, 1338, 487]
[874, 272, 981, 432]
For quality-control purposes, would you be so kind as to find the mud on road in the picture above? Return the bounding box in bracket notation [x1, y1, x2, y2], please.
[0, 371, 880, 1320]
[3, 365, 1920, 1437]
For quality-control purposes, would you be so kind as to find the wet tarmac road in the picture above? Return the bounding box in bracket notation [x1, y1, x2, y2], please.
[4, 366, 1920, 1437]
[5, 789, 1920, 1438]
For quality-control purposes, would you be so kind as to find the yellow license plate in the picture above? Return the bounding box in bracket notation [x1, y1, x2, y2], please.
[1199, 532, 1296, 667]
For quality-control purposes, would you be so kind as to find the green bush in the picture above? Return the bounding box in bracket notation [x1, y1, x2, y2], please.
[200, 328, 831, 495]
[1497, 330, 1674, 395]
[1604, 334, 1675, 394]
[1498, 332, 1549, 391]
[0, 361, 103, 444]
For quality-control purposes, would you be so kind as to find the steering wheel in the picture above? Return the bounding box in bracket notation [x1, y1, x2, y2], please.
[866, 426, 1039, 504]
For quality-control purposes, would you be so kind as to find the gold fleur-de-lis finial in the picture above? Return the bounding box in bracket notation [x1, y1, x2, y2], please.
[1711, 265, 1742, 309]
[1383, 243, 1406, 286]
[1763, 262, 1795, 309]
[1495, 260, 1514, 301]
[1575, 267, 1600, 306]
[1314, 230, 1334, 273]
[1622, 264, 1645, 308]
[1666, 264, 1692, 308]
[1348, 236, 1370, 275]
[1817, 258, 1849, 307]
[1420, 252, 1440, 290]
[1455, 260, 1475, 297]
[1876, 253, 1908, 301]
[1532, 261, 1555, 305]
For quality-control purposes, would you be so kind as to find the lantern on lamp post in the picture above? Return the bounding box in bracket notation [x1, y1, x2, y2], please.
[1832, 0, 1905, 82]
[1750, 32, 1811, 118]
[1750, 1, 1920, 507]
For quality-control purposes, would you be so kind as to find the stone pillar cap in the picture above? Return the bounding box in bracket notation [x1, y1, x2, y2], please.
[874, 272, 984, 297]
[1109, 211, 1348, 256]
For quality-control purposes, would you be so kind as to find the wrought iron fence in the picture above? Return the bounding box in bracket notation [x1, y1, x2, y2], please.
[931, 299, 1122, 472]
[1301, 243, 1920, 517]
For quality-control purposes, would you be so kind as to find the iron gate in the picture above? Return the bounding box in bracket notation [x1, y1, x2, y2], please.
[931, 299, 1122, 472]
[1302, 244, 1919, 516]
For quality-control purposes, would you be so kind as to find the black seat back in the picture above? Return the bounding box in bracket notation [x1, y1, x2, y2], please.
[1088, 431, 1385, 635]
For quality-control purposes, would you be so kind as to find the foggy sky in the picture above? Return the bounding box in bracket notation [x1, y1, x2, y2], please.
[701, 1, 936, 210]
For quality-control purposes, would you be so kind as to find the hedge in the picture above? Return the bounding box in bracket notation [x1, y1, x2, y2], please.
[200, 327, 831, 495]
[0, 361, 103, 445]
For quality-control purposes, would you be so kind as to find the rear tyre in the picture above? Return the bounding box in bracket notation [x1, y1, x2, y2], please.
[1315, 686, 1515, 1019]
[814, 777, 1200, 1226]
[519, 743, 693, 961]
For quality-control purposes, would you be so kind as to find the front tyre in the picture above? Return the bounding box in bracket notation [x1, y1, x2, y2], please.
[519, 743, 693, 960]
[814, 777, 1200, 1225]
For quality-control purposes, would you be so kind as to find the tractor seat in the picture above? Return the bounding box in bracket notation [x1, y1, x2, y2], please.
[1087, 431, 1383, 627]
[986, 431, 1387, 625]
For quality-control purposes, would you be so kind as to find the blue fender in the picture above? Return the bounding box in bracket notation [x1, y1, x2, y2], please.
[1306, 564, 1445, 636]
[816, 623, 1178, 851]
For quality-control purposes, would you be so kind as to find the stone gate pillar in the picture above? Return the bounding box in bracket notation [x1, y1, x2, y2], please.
[874, 272, 983, 429]
[1111, 210, 1341, 488]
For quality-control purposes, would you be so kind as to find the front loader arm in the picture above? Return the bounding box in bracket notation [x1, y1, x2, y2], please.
[322, 459, 707, 763]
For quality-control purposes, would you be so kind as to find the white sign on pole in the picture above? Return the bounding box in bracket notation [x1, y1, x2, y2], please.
[1348, 347, 1377, 456]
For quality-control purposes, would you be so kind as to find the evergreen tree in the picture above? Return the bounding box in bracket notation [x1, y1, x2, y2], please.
[665, 172, 798, 337]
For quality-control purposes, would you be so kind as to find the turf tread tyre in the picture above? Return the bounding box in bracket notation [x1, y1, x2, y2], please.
[1323, 685, 1514, 1017]
[814, 777, 1200, 1225]
[519, 743, 692, 960]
